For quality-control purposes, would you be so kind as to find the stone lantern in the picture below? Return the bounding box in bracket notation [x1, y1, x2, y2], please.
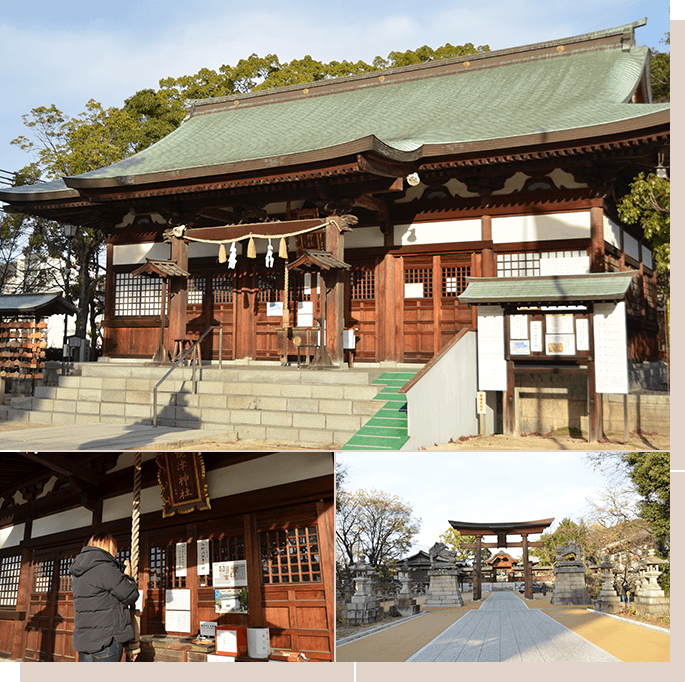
[595, 557, 621, 614]
[343, 560, 381, 625]
[634, 549, 669, 617]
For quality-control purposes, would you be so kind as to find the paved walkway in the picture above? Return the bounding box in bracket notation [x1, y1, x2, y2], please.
[407, 592, 618, 662]
[0, 422, 239, 450]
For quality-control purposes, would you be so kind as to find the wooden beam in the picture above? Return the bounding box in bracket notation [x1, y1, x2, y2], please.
[461, 541, 544, 549]
[17, 454, 103, 487]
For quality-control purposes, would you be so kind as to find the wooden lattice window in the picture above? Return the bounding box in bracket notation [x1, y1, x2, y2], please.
[149, 546, 167, 589]
[442, 265, 470, 297]
[287, 272, 313, 303]
[33, 558, 54, 593]
[497, 252, 540, 277]
[260, 526, 321, 585]
[0, 554, 22, 606]
[188, 277, 206, 305]
[212, 274, 234, 304]
[404, 268, 433, 298]
[258, 271, 281, 303]
[58, 554, 77, 593]
[114, 272, 163, 316]
[351, 268, 375, 300]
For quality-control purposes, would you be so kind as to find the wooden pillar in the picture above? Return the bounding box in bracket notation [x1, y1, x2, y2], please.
[590, 206, 605, 273]
[103, 242, 115, 357]
[325, 218, 345, 365]
[244, 513, 264, 628]
[587, 358, 601, 443]
[474, 535, 482, 601]
[169, 236, 189, 344]
[504, 360, 515, 435]
[433, 255, 442, 355]
[317, 498, 336, 648]
[522, 534, 532, 599]
[481, 215, 496, 277]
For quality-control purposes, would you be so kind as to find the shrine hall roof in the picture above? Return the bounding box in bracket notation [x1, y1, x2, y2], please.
[0, 19, 669, 203]
[458, 272, 637, 305]
[0, 293, 79, 317]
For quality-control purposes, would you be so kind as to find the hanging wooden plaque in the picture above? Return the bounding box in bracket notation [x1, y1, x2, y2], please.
[156, 453, 211, 518]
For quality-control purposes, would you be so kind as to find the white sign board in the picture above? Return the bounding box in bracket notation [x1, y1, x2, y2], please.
[200, 621, 218, 638]
[593, 302, 628, 394]
[267, 302, 283, 317]
[213, 560, 248, 588]
[297, 301, 314, 327]
[510, 314, 528, 340]
[175, 542, 187, 578]
[575, 318, 590, 352]
[197, 539, 211, 576]
[539, 255, 590, 276]
[404, 282, 424, 298]
[530, 321, 543, 352]
[165, 610, 191, 633]
[477, 306, 507, 391]
[165, 588, 191, 611]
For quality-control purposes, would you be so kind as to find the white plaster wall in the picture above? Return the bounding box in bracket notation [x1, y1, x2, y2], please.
[102, 486, 163, 523]
[603, 216, 622, 249]
[624, 233, 640, 261]
[32, 508, 93, 539]
[189, 242, 224, 259]
[405, 332, 478, 449]
[345, 226, 384, 249]
[108, 453, 158, 473]
[492, 211, 591, 243]
[113, 242, 171, 265]
[101, 453, 332, 523]
[206, 452, 333, 499]
[0, 524, 25, 549]
[395, 219, 481, 246]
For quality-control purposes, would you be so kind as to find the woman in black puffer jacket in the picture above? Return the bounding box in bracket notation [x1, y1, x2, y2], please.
[70, 532, 139, 662]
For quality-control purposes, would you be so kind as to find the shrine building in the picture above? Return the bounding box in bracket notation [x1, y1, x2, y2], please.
[0, 19, 668, 369]
[0, 453, 335, 662]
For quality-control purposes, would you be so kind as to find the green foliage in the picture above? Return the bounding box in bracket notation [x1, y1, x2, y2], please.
[650, 33, 669, 103]
[531, 517, 591, 565]
[622, 452, 670, 552]
[438, 527, 491, 563]
[617, 172, 669, 273]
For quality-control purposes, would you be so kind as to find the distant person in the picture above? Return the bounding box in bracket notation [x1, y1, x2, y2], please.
[70, 532, 139, 662]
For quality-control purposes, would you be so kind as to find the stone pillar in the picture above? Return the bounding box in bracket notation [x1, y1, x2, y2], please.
[550, 555, 592, 606]
[424, 567, 464, 607]
[596, 558, 622, 614]
[343, 562, 381, 625]
[634, 550, 669, 617]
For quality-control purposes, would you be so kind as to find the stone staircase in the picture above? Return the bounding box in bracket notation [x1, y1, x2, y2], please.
[1, 361, 423, 447]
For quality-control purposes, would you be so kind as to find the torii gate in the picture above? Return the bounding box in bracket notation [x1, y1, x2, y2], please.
[450, 518, 554, 600]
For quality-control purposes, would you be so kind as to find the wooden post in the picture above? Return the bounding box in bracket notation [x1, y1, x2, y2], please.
[169, 235, 189, 345]
[325, 217, 345, 365]
[587, 359, 600, 443]
[505, 360, 515, 435]
[590, 206, 605, 273]
[474, 535, 482, 601]
[522, 534, 531, 599]
[481, 215, 496, 277]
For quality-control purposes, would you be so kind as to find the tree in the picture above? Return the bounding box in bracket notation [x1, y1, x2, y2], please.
[437, 527, 491, 563]
[650, 33, 670, 103]
[623, 452, 670, 553]
[335, 488, 420, 569]
[617, 172, 669, 274]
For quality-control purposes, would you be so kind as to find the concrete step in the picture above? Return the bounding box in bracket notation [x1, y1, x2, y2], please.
[3, 361, 425, 443]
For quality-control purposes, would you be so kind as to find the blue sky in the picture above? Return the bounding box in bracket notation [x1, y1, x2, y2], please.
[336, 452, 645, 557]
[0, 0, 671, 176]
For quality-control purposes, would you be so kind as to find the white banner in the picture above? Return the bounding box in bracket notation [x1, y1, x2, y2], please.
[593, 302, 628, 394]
[477, 306, 507, 391]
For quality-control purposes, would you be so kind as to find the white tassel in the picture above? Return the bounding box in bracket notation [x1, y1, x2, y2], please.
[228, 242, 237, 269]
[266, 239, 274, 268]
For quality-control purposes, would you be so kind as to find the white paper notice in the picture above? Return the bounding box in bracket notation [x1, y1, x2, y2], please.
[477, 306, 507, 391]
[267, 302, 283, 317]
[165, 610, 191, 633]
[197, 539, 211, 576]
[545, 313, 574, 334]
[404, 282, 424, 298]
[509, 314, 528, 340]
[297, 301, 314, 327]
[576, 318, 590, 351]
[165, 588, 191, 611]
[175, 542, 187, 578]
[545, 334, 576, 356]
[213, 560, 248, 588]
[593, 302, 628, 394]
[530, 321, 543, 352]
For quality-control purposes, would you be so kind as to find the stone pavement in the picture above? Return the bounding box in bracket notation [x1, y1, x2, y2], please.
[407, 592, 618, 662]
[0, 422, 240, 451]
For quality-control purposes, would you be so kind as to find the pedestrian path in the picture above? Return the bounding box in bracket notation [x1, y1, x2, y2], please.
[407, 592, 619, 662]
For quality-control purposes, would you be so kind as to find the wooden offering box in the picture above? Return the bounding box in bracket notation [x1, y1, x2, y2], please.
[139, 635, 215, 662]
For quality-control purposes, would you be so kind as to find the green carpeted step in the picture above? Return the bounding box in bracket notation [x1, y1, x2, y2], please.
[340, 370, 417, 450]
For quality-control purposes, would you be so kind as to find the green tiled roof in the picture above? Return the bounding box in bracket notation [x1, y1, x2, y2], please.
[0, 20, 669, 201]
[458, 272, 636, 304]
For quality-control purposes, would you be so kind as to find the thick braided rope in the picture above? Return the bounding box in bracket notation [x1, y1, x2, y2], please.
[131, 452, 142, 581]
[182, 219, 335, 245]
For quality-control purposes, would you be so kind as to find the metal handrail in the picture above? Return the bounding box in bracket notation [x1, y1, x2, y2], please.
[152, 325, 223, 427]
